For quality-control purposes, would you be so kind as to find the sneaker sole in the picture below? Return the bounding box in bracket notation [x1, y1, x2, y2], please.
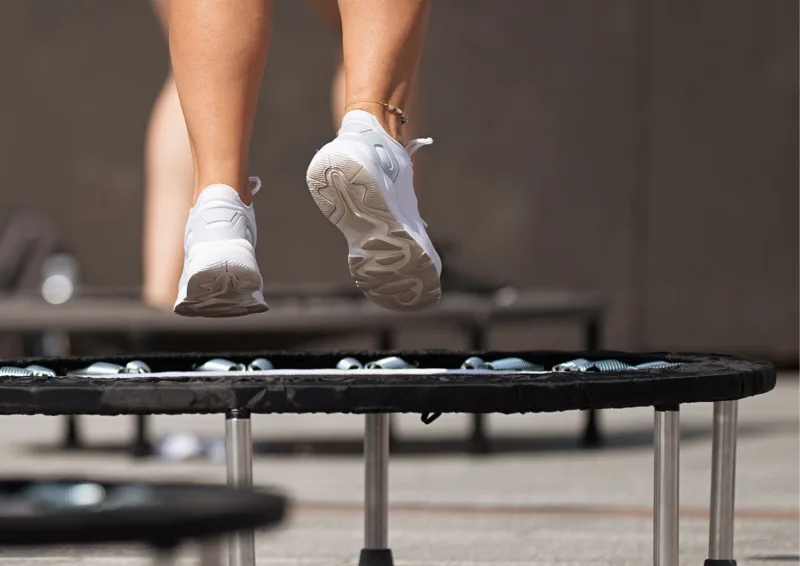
[306, 151, 441, 311]
[174, 259, 268, 318]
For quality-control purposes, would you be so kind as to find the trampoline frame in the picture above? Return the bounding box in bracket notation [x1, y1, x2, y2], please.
[216, 400, 739, 566]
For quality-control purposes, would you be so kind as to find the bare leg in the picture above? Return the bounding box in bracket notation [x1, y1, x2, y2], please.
[142, 0, 194, 310]
[338, 0, 430, 144]
[142, 76, 193, 309]
[167, 0, 271, 317]
[305, 0, 348, 129]
[168, 0, 271, 205]
[307, 0, 422, 139]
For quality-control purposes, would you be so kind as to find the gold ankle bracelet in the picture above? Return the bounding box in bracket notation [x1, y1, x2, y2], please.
[345, 100, 409, 124]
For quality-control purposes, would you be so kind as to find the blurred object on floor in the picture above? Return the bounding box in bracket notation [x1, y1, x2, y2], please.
[0, 476, 288, 566]
[0, 210, 74, 357]
[0, 210, 62, 294]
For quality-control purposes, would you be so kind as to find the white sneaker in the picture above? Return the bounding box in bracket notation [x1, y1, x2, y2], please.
[173, 179, 268, 317]
[305, 110, 442, 311]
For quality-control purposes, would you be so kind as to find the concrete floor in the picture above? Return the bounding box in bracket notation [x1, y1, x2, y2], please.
[0, 375, 796, 566]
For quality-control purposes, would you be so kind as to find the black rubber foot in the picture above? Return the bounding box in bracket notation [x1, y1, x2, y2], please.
[358, 548, 394, 566]
[704, 560, 736, 566]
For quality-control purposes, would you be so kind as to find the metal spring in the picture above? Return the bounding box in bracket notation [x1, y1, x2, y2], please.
[248, 358, 274, 371]
[634, 361, 679, 370]
[196, 358, 247, 372]
[552, 358, 593, 372]
[25, 365, 57, 377]
[486, 357, 545, 371]
[0, 366, 35, 376]
[590, 359, 631, 372]
[124, 360, 152, 374]
[69, 362, 127, 376]
[365, 356, 416, 369]
[461, 357, 488, 370]
[336, 357, 363, 370]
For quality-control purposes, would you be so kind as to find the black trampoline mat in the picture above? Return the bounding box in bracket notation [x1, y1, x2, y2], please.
[0, 350, 776, 416]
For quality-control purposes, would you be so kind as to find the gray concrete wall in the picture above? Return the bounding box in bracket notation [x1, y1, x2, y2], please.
[643, 0, 799, 359]
[0, 0, 795, 359]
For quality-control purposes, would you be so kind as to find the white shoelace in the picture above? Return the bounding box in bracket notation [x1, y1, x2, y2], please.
[249, 176, 262, 196]
[405, 137, 433, 156]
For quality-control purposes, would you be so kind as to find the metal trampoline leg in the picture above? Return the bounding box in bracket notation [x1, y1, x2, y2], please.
[582, 317, 604, 448]
[654, 406, 680, 566]
[377, 329, 400, 449]
[62, 415, 82, 450]
[469, 413, 490, 454]
[226, 409, 255, 566]
[705, 400, 739, 566]
[131, 415, 153, 458]
[581, 410, 602, 448]
[467, 324, 491, 454]
[359, 413, 394, 566]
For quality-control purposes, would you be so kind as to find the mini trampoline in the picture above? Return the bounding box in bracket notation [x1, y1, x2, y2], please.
[0, 349, 776, 566]
[0, 477, 287, 566]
